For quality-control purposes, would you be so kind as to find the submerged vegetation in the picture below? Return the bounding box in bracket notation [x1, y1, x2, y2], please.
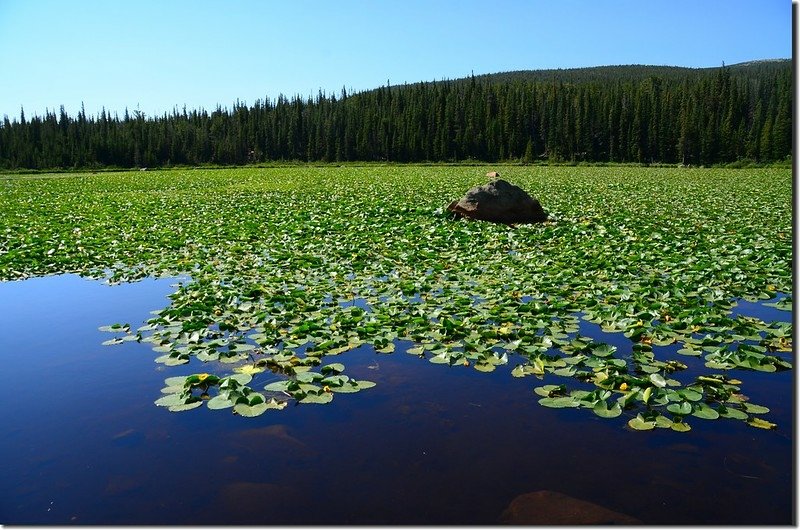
[0, 165, 792, 431]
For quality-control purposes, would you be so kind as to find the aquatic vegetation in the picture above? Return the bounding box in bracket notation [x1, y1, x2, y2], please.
[0, 166, 792, 430]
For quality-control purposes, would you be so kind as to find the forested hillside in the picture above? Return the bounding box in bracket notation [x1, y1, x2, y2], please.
[0, 60, 790, 169]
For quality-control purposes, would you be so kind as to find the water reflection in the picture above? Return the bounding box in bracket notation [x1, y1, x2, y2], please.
[0, 276, 792, 524]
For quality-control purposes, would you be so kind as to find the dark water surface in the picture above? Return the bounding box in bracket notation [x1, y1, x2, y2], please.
[0, 275, 793, 524]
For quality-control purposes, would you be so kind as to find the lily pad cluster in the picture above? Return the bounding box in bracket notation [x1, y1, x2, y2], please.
[533, 371, 777, 432]
[154, 363, 374, 416]
[1, 166, 792, 431]
[155, 372, 288, 416]
[264, 363, 376, 404]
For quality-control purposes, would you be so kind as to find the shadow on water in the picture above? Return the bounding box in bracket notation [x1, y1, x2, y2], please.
[0, 276, 793, 524]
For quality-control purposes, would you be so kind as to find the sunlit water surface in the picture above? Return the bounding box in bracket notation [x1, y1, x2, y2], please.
[0, 275, 792, 524]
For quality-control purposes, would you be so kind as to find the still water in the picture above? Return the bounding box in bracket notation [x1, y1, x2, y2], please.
[0, 275, 793, 524]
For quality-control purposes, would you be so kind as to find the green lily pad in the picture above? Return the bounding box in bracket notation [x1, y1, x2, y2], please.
[718, 405, 748, 420]
[678, 389, 703, 402]
[539, 397, 580, 408]
[163, 375, 189, 387]
[533, 385, 565, 398]
[226, 373, 253, 385]
[321, 375, 349, 387]
[264, 381, 290, 392]
[233, 402, 268, 416]
[196, 351, 220, 362]
[98, 323, 130, 333]
[691, 403, 720, 420]
[474, 361, 495, 372]
[154, 393, 186, 407]
[299, 391, 334, 404]
[168, 401, 203, 412]
[207, 395, 235, 410]
[667, 401, 692, 416]
[671, 421, 691, 432]
[591, 344, 617, 357]
[654, 415, 674, 429]
[328, 379, 376, 393]
[234, 364, 265, 375]
[511, 364, 529, 378]
[743, 403, 770, 414]
[747, 417, 777, 430]
[593, 400, 622, 418]
[296, 371, 323, 384]
[320, 363, 346, 374]
[375, 343, 395, 354]
[627, 414, 656, 431]
[649, 373, 667, 388]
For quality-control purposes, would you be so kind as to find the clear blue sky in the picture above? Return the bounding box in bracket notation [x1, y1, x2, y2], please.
[0, 0, 791, 120]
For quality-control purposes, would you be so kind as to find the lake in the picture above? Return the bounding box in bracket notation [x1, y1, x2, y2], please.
[0, 273, 792, 524]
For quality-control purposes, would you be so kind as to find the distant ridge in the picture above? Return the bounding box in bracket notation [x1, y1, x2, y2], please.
[728, 58, 791, 67]
[388, 58, 791, 88]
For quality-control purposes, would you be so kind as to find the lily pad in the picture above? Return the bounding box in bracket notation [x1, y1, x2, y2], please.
[299, 392, 334, 404]
[591, 344, 617, 358]
[321, 363, 346, 374]
[654, 415, 674, 429]
[154, 393, 186, 407]
[234, 364, 266, 375]
[207, 395, 235, 410]
[627, 414, 656, 431]
[264, 380, 291, 392]
[742, 403, 770, 414]
[168, 401, 204, 412]
[539, 397, 580, 408]
[670, 421, 691, 432]
[747, 417, 777, 430]
[691, 403, 720, 420]
[592, 400, 622, 418]
[666, 401, 692, 416]
[718, 405, 748, 420]
[534, 385, 566, 398]
[648, 373, 667, 388]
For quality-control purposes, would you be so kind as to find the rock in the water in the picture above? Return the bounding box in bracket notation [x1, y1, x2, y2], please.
[447, 178, 547, 224]
[486, 171, 501, 178]
[498, 490, 641, 525]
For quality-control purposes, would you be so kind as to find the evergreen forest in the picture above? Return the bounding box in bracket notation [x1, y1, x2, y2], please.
[0, 60, 791, 170]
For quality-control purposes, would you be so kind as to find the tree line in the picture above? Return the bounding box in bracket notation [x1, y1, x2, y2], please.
[0, 60, 791, 169]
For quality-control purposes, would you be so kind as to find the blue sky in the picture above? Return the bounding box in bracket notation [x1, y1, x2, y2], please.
[0, 0, 791, 120]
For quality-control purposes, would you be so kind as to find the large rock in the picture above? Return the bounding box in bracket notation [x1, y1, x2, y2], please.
[447, 178, 547, 224]
[498, 490, 641, 525]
